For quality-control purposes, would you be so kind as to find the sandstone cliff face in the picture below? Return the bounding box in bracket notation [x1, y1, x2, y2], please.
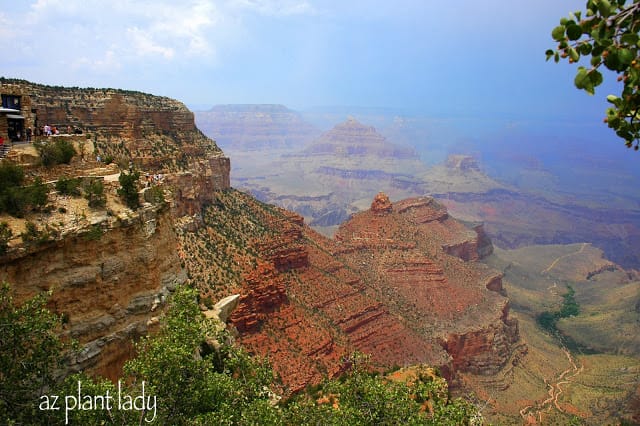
[0, 79, 230, 380]
[228, 116, 428, 229]
[0, 204, 186, 381]
[176, 190, 445, 393]
[0, 79, 229, 200]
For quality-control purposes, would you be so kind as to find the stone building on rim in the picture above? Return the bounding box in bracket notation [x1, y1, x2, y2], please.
[0, 81, 37, 142]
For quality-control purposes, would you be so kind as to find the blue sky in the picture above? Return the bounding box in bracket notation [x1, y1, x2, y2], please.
[0, 1, 621, 124]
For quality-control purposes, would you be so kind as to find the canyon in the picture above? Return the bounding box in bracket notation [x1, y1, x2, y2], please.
[2, 81, 638, 423]
[1, 80, 521, 397]
[195, 106, 640, 270]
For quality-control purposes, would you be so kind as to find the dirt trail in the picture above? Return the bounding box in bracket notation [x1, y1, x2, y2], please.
[519, 348, 584, 423]
[541, 243, 588, 274]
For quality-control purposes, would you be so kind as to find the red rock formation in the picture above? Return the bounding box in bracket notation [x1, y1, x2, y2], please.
[371, 192, 393, 215]
[230, 261, 288, 332]
[194, 104, 319, 152]
[333, 195, 522, 378]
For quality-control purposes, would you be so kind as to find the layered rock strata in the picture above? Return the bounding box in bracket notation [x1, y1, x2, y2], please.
[178, 190, 522, 392]
[334, 194, 522, 380]
[0, 204, 185, 381]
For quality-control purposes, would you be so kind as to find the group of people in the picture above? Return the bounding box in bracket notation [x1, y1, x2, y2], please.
[41, 124, 81, 137]
[145, 173, 164, 187]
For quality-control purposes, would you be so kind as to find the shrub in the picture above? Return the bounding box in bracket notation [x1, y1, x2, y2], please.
[20, 222, 50, 245]
[84, 179, 106, 208]
[55, 177, 81, 196]
[145, 185, 165, 205]
[0, 222, 11, 255]
[0, 282, 67, 424]
[0, 173, 48, 218]
[118, 170, 140, 210]
[83, 224, 103, 241]
[0, 161, 24, 188]
[36, 139, 76, 166]
[26, 177, 48, 209]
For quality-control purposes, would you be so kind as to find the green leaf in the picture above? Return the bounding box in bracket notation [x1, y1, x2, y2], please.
[621, 33, 639, 46]
[552, 25, 566, 41]
[569, 47, 580, 62]
[589, 69, 603, 88]
[604, 50, 621, 71]
[598, 0, 612, 17]
[592, 44, 605, 56]
[574, 67, 590, 90]
[579, 43, 593, 55]
[567, 24, 583, 41]
[618, 48, 635, 65]
[545, 49, 555, 61]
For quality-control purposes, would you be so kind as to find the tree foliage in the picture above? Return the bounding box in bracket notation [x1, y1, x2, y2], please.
[548, 0, 640, 150]
[117, 170, 140, 210]
[0, 284, 479, 425]
[0, 282, 67, 424]
[84, 179, 106, 208]
[36, 139, 76, 166]
[0, 162, 49, 217]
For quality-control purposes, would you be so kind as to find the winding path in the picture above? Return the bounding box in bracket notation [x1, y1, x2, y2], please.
[541, 243, 588, 274]
[519, 348, 584, 423]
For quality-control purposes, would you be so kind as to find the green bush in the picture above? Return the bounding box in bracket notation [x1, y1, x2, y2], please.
[145, 185, 165, 205]
[55, 177, 81, 196]
[36, 139, 76, 166]
[26, 178, 48, 209]
[0, 282, 67, 424]
[118, 170, 140, 210]
[0, 222, 11, 255]
[0, 167, 48, 217]
[83, 224, 103, 241]
[20, 222, 50, 245]
[0, 161, 24, 187]
[83, 179, 106, 208]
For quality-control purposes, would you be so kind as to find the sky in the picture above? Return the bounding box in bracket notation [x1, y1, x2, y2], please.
[0, 0, 616, 120]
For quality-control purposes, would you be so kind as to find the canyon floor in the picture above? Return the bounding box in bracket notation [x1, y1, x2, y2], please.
[469, 244, 640, 425]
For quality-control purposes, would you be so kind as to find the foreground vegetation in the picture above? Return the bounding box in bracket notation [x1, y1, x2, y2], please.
[0, 283, 478, 425]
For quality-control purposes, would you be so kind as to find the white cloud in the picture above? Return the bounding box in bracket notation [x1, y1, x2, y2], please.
[72, 49, 122, 73]
[227, 0, 316, 16]
[127, 27, 175, 60]
[19, 0, 220, 69]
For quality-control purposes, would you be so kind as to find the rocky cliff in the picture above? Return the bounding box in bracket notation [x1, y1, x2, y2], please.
[177, 189, 523, 392]
[333, 194, 523, 381]
[1, 78, 229, 179]
[230, 117, 428, 230]
[0, 203, 186, 381]
[0, 79, 229, 379]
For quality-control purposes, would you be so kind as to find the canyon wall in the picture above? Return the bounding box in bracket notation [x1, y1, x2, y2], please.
[0, 204, 186, 380]
[0, 79, 230, 379]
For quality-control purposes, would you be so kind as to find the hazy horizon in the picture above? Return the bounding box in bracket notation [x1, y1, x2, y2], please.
[0, 2, 620, 120]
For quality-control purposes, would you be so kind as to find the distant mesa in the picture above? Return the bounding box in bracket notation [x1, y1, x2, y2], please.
[371, 192, 392, 215]
[194, 104, 319, 152]
[445, 154, 481, 172]
[303, 117, 419, 160]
